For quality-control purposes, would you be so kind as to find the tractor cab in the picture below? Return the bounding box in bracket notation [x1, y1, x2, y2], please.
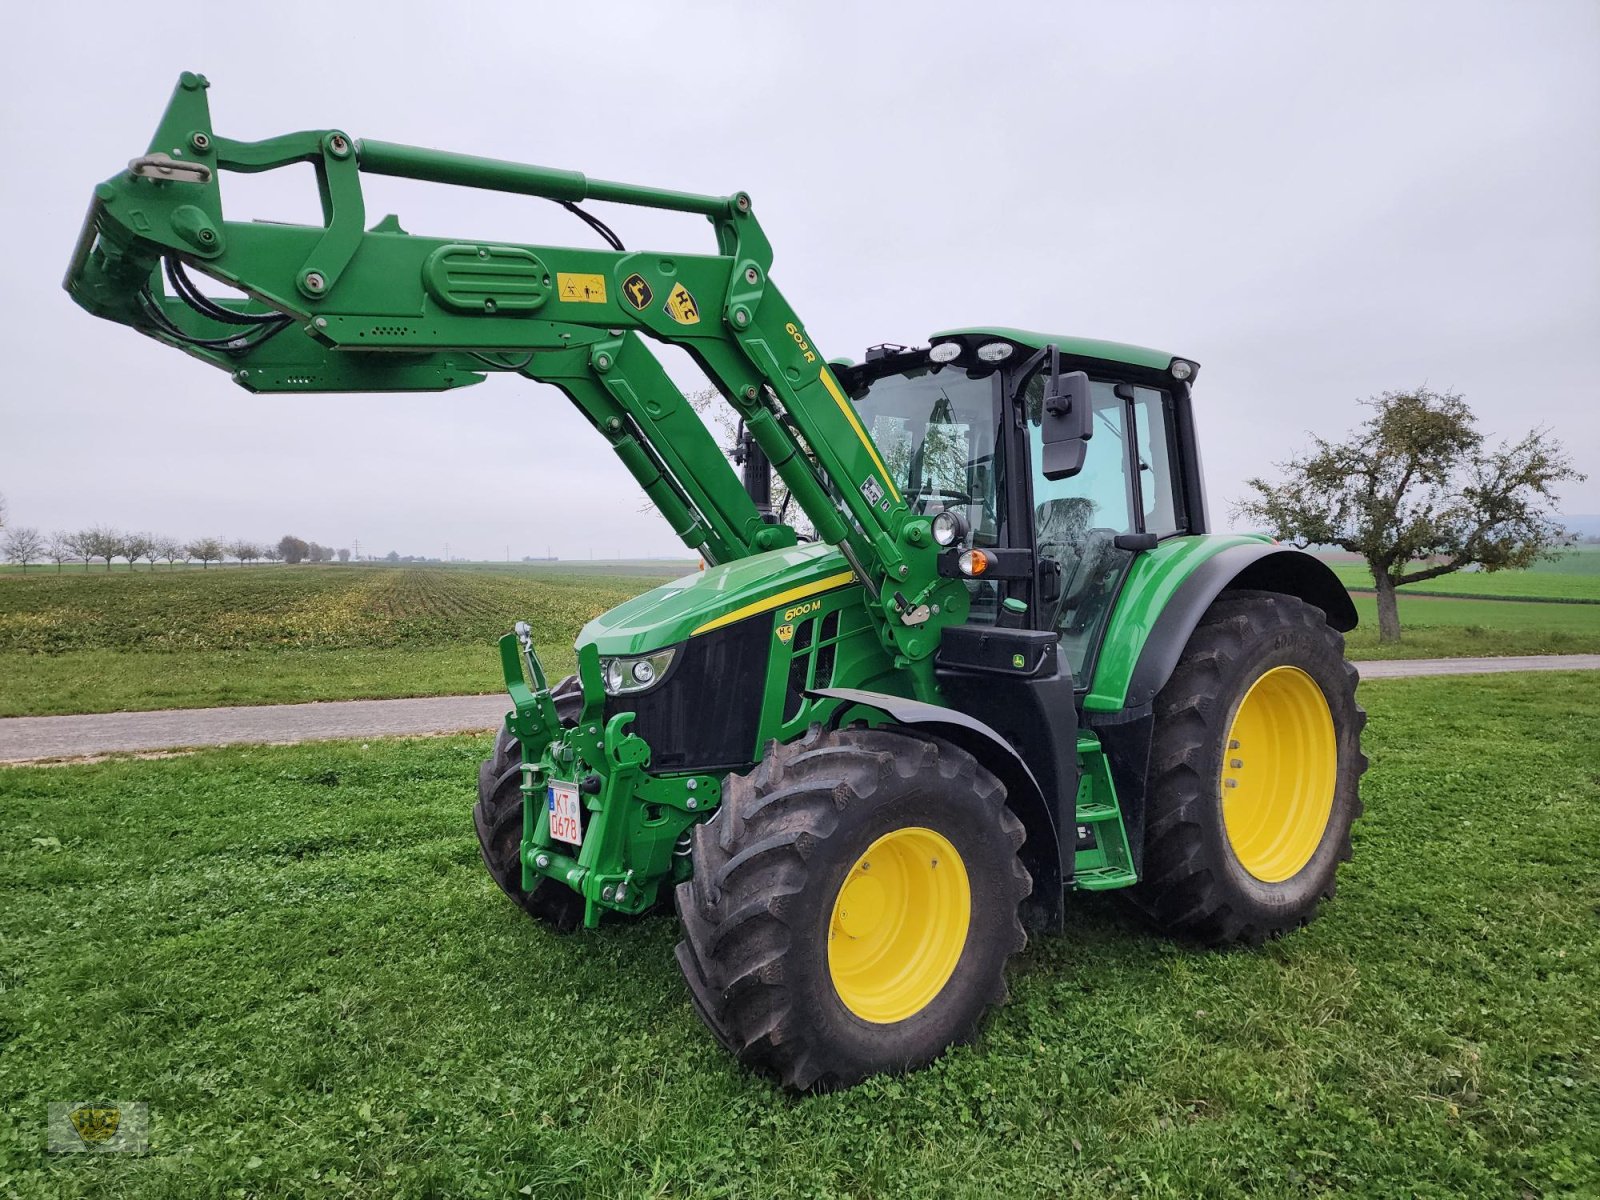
[836, 329, 1206, 685]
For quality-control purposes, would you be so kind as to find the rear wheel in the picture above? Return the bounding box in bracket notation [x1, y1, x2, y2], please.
[1132, 590, 1366, 944]
[674, 726, 1031, 1091]
[473, 674, 585, 932]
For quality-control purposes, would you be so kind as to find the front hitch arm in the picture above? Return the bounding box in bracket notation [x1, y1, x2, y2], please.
[498, 624, 564, 749]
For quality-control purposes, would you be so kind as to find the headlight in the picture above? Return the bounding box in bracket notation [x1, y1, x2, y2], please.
[600, 647, 677, 696]
[930, 509, 969, 547]
[928, 342, 962, 364]
[976, 341, 1014, 363]
[1170, 359, 1195, 381]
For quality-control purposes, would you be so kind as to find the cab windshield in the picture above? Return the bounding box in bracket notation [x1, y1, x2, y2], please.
[845, 363, 1003, 537]
[845, 362, 1007, 620]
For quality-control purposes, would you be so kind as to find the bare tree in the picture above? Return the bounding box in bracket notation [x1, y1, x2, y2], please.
[227, 539, 261, 566]
[45, 531, 75, 573]
[185, 536, 224, 569]
[83, 527, 123, 571]
[277, 535, 309, 564]
[0, 492, 7, 529]
[3, 526, 44, 572]
[139, 535, 162, 570]
[122, 532, 155, 571]
[156, 536, 186, 567]
[337, 547, 351, 563]
[65, 530, 93, 569]
[261, 544, 283, 564]
[307, 541, 333, 563]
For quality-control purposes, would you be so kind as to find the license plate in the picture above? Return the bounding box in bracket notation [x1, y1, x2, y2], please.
[547, 780, 583, 848]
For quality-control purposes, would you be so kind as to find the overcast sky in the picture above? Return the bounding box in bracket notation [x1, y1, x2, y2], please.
[3, 1, 1596, 560]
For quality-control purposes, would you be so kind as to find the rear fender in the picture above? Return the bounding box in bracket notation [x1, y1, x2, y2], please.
[1122, 545, 1355, 710]
[1087, 541, 1356, 713]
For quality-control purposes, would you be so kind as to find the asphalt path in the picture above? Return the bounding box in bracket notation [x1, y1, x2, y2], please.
[2, 654, 1596, 764]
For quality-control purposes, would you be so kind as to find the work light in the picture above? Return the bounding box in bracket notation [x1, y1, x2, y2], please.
[930, 510, 969, 547]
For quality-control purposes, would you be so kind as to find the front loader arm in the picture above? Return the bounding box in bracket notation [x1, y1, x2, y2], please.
[66, 73, 963, 682]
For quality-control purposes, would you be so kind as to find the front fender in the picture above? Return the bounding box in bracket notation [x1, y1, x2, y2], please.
[808, 686, 1064, 930]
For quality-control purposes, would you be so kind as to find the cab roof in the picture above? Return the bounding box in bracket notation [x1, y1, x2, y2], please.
[932, 327, 1188, 374]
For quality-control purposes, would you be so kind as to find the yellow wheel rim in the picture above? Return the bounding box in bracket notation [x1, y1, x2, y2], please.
[1221, 666, 1338, 883]
[827, 827, 971, 1024]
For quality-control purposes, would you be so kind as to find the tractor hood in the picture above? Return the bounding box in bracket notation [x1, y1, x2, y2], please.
[578, 542, 859, 656]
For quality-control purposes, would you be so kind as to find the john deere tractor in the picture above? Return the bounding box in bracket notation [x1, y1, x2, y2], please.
[67, 75, 1365, 1091]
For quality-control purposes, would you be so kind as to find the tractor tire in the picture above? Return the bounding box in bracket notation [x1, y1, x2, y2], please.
[674, 726, 1032, 1092]
[1131, 589, 1366, 945]
[473, 673, 586, 933]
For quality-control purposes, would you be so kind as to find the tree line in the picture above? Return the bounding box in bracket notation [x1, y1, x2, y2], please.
[0, 522, 350, 572]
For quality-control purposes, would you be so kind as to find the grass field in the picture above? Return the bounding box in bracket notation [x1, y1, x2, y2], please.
[1326, 546, 1600, 603]
[2, 560, 1598, 717]
[1342, 593, 1600, 659]
[1, 673, 1596, 1198]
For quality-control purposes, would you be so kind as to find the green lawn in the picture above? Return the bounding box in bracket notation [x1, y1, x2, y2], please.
[1327, 547, 1600, 603]
[1, 674, 1595, 1198]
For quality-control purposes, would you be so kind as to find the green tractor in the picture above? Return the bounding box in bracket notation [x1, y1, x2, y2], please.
[68, 75, 1366, 1091]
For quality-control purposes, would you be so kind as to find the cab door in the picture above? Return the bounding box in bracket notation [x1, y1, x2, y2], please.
[1018, 372, 1189, 682]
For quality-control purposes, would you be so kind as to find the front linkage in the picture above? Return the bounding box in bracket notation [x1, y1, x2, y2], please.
[499, 629, 719, 928]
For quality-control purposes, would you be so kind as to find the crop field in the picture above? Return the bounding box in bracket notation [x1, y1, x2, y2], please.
[2, 557, 1598, 717]
[1, 673, 1595, 1198]
[0, 564, 689, 717]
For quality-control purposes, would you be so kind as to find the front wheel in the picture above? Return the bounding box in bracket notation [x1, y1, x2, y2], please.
[674, 727, 1032, 1091]
[1132, 590, 1367, 944]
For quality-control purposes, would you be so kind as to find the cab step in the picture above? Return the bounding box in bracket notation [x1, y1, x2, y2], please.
[1070, 734, 1138, 890]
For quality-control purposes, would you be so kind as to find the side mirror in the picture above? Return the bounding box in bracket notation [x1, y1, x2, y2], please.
[1040, 348, 1093, 479]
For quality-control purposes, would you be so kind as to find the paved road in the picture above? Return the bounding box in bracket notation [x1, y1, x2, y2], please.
[1352, 653, 1600, 678]
[2, 654, 1597, 764]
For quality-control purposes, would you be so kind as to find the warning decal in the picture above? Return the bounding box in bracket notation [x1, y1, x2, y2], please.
[557, 273, 608, 304]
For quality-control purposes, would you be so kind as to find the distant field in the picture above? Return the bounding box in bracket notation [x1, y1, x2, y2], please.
[1325, 547, 1600, 603]
[2, 559, 1597, 717]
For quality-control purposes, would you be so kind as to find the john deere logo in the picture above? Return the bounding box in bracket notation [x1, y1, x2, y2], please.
[1011, 653, 1025, 669]
[776, 623, 795, 645]
[622, 273, 653, 310]
[663, 282, 700, 325]
[69, 1104, 121, 1145]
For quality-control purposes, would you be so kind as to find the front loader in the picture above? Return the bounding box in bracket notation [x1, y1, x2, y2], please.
[67, 74, 1366, 1091]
